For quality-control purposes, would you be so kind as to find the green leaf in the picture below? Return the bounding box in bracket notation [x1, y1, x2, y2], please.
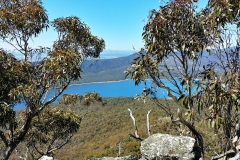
[211, 120, 215, 128]
[232, 94, 237, 100]
[177, 94, 186, 105]
[209, 104, 214, 110]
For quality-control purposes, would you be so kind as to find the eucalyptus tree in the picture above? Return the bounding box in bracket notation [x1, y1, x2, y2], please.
[126, 0, 240, 158]
[196, 4, 240, 158]
[196, 0, 240, 158]
[15, 107, 81, 160]
[0, 0, 105, 159]
[126, 0, 212, 121]
[196, 30, 240, 159]
[15, 92, 103, 160]
[207, 0, 240, 27]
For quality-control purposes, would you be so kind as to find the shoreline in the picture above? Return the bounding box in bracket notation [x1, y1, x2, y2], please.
[69, 78, 201, 87]
[69, 79, 130, 86]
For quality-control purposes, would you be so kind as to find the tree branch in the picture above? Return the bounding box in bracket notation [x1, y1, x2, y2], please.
[173, 108, 204, 157]
[47, 134, 73, 154]
[128, 108, 144, 141]
[140, 55, 178, 102]
[211, 149, 236, 160]
[162, 60, 183, 95]
[32, 143, 44, 156]
[229, 151, 240, 160]
[128, 133, 144, 141]
[145, 93, 172, 117]
[147, 110, 151, 137]
[37, 80, 71, 114]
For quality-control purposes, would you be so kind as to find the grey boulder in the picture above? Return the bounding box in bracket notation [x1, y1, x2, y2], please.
[140, 133, 196, 160]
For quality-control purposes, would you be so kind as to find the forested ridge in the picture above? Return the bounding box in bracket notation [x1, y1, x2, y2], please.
[73, 54, 137, 83]
[75, 49, 227, 84]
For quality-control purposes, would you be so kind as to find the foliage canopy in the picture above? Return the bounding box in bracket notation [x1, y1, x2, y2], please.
[0, 0, 105, 159]
[126, 0, 240, 159]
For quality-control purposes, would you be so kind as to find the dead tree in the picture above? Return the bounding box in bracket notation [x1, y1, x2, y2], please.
[128, 108, 151, 141]
[116, 139, 124, 157]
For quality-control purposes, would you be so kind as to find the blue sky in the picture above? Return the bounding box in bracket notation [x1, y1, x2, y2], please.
[33, 0, 209, 51]
[2, 0, 209, 52]
[36, 0, 161, 51]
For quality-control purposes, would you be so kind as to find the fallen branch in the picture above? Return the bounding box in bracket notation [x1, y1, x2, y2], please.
[211, 149, 235, 160]
[229, 152, 240, 160]
[211, 121, 240, 159]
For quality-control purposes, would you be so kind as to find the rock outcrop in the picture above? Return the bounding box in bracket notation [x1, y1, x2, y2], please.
[90, 155, 139, 160]
[38, 155, 54, 160]
[140, 133, 196, 160]
[89, 133, 200, 160]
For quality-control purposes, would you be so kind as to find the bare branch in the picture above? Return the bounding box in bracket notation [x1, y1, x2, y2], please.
[32, 143, 44, 156]
[1, 39, 22, 54]
[173, 110, 204, 157]
[128, 133, 144, 141]
[128, 108, 144, 141]
[229, 152, 240, 160]
[147, 110, 151, 136]
[47, 134, 73, 154]
[162, 60, 183, 95]
[116, 140, 124, 157]
[152, 97, 173, 118]
[211, 148, 237, 160]
[141, 55, 178, 101]
[37, 80, 71, 114]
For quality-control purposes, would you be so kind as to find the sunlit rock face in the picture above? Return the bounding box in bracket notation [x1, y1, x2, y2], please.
[38, 155, 53, 160]
[89, 133, 200, 160]
[89, 155, 139, 160]
[140, 133, 196, 160]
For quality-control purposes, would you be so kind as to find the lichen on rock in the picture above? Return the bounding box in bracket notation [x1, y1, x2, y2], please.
[140, 133, 196, 160]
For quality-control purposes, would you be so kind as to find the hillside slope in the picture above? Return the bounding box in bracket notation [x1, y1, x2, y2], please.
[74, 49, 224, 84]
[53, 97, 179, 160]
[10, 100, 220, 159]
[53, 97, 217, 160]
[74, 54, 136, 83]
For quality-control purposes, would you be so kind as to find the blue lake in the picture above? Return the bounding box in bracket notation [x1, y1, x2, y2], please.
[53, 79, 181, 98]
[66, 80, 152, 97]
[15, 79, 192, 110]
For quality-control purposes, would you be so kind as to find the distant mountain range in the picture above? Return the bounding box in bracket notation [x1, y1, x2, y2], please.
[99, 50, 135, 59]
[74, 54, 137, 83]
[74, 48, 232, 84]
